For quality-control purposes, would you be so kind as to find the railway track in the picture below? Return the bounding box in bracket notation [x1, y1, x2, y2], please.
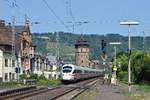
[0, 78, 100, 100]
[22, 78, 99, 100]
[53, 78, 98, 100]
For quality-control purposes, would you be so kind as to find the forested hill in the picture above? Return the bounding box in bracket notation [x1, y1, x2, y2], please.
[32, 32, 150, 61]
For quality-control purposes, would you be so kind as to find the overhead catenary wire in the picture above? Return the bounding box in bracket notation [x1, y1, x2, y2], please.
[42, 0, 71, 31]
[11, 0, 16, 55]
[68, 0, 76, 22]
[4, 0, 33, 25]
[3, 0, 12, 8]
[68, 0, 76, 33]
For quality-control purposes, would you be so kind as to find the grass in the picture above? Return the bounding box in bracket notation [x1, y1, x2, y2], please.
[124, 92, 145, 100]
[37, 79, 62, 86]
[118, 82, 150, 100]
[0, 79, 62, 89]
[137, 85, 150, 92]
[0, 82, 28, 90]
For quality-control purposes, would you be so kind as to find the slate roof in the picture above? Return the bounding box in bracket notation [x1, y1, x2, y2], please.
[75, 34, 89, 48]
[0, 25, 12, 45]
[0, 19, 30, 52]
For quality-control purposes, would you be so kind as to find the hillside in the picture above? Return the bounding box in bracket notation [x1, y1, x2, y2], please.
[32, 32, 150, 62]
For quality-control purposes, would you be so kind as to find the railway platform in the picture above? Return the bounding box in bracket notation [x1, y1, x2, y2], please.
[94, 84, 126, 100]
[75, 79, 126, 100]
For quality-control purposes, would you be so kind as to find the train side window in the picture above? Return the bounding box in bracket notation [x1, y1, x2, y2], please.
[85, 71, 87, 73]
[73, 70, 76, 73]
[76, 70, 81, 73]
[79, 70, 82, 73]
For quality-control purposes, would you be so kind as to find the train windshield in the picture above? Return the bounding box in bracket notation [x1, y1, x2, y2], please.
[62, 66, 72, 73]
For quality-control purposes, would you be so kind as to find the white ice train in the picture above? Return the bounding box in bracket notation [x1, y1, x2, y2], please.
[61, 64, 104, 81]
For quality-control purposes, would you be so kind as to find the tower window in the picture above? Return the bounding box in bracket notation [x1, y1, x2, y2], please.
[81, 60, 83, 63]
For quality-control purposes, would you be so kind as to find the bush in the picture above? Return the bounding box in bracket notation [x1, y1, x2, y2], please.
[19, 74, 27, 80]
[118, 71, 128, 82]
[29, 74, 38, 80]
[38, 74, 47, 80]
[19, 73, 62, 86]
[48, 79, 61, 85]
[37, 80, 48, 86]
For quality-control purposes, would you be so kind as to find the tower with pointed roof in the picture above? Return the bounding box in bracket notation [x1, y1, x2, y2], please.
[75, 34, 90, 67]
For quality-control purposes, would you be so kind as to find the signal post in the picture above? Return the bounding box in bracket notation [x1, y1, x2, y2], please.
[109, 42, 121, 85]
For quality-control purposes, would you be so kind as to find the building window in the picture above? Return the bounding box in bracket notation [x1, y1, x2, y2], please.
[5, 59, 8, 67]
[12, 60, 15, 67]
[5, 73, 8, 81]
[54, 74, 56, 79]
[49, 74, 52, 79]
[12, 73, 15, 80]
[9, 72, 11, 80]
[50, 66, 53, 71]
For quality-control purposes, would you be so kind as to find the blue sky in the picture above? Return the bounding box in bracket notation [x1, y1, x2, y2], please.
[0, 0, 150, 36]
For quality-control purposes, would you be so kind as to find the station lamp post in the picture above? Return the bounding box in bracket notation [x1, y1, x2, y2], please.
[120, 21, 139, 92]
[109, 42, 121, 85]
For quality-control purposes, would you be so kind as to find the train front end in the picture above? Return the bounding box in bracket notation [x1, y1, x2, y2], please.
[61, 64, 74, 81]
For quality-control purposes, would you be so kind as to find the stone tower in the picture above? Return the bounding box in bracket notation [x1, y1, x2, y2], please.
[75, 34, 90, 67]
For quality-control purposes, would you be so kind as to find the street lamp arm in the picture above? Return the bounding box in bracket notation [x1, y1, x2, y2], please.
[120, 21, 139, 25]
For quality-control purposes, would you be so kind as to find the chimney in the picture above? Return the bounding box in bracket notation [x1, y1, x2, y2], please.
[0, 20, 5, 27]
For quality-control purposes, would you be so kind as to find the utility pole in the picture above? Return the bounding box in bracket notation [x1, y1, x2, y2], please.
[120, 21, 139, 93]
[12, 0, 16, 55]
[109, 42, 121, 85]
[56, 32, 59, 64]
[143, 31, 147, 52]
[12, 0, 20, 82]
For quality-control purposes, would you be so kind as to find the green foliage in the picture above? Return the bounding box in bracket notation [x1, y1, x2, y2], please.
[136, 58, 150, 84]
[117, 52, 128, 71]
[0, 81, 20, 88]
[29, 73, 38, 80]
[20, 73, 38, 80]
[46, 42, 75, 61]
[117, 71, 128, 82]
[48, 79, 61, 85]
[37, 79, 48, 86]
[19, 73, 62, 86]
[137, 85, 150, 92]
[19, 73, 27, 80]
[37, 79, 61, 86]
[117, 50, 150, 84]
[32, 32, 150, 61]
[38, 74, 47, 80]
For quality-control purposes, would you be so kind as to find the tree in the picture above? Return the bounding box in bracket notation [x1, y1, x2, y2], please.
[116, 51, 128, 81]
[116, 50, 150, 84]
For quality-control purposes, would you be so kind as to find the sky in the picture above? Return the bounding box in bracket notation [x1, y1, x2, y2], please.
[0, 0, 150, 36]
